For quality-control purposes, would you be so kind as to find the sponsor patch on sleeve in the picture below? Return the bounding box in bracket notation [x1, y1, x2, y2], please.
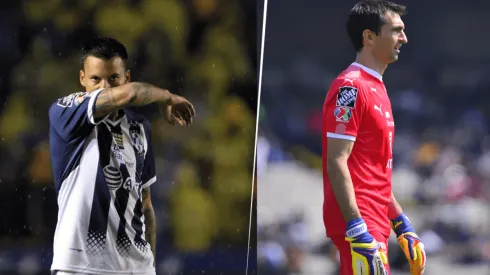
[336, 86, 358, 108]
[73, 92, 89, 106]
[56, 92, 89, 108]
[56, 94, 76, 108]
[334, 106, 352, 123]
[335, 123, 346, 134]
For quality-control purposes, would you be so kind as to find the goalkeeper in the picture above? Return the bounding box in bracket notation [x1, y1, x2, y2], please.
[321, 1, 426, 274]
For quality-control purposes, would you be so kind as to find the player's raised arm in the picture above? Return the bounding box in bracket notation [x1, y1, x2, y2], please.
[92, 82, 165, 120]
[326, 138, 360, 221]
[93, 82, 195, 125]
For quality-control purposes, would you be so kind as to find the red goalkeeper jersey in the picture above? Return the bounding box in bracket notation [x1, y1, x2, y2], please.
[322, 63, 395, 238]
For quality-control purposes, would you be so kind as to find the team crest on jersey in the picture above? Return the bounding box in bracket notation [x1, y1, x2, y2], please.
[334, 106, 352, 123]
[129, 122, 145, 155]
[336, 86, 358, 108]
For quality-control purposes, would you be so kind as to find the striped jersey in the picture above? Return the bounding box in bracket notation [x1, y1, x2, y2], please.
[48, 89, 157, 274]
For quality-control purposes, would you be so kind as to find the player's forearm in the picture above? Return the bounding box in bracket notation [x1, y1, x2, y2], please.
[127, 82, 171, 106]
[141, 187, 157, 264]
[143, 205, 157, 262]
[327, 159, 361, 221]
[94, 82, 171, 119]
[388, 192, 404, 220]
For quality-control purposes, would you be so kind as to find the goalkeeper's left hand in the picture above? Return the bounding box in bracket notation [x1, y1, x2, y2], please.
[391, 213, 426, 275]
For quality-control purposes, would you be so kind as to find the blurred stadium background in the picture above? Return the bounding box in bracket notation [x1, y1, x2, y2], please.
[0, 0, 258, 274]
[257, 0, 490, 274]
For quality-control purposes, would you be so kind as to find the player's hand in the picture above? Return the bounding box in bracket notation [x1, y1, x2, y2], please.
[345, 218, 388, 275]
[160, 93, 195, 126]
[391, 214, 426, 275]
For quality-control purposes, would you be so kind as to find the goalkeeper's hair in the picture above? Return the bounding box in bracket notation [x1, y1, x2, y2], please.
[347, 0, 407, 52]
[81, 37, 128, 69]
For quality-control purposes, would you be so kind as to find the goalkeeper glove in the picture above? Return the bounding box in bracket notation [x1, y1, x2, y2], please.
[391, 213, 426, 275]
[345, 218, 388, 275]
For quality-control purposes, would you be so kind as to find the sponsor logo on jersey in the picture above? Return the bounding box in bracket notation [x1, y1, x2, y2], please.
[123, 178, 140, 190]
[73, 92, 89, 106]
[103, 165, 140, 190]
[56, 92, 89, 108]
[113, 133, 124, 149]
[103, 165, 122, 190]
[336, 86, 358, 108]
[57, 94, 75, 108]
[334, 106, 352, 123]
[335, 123, 347, 134]
[386, 158, 393, 169]
[344, 78, 355, 85]
[112, 144, 122, 160]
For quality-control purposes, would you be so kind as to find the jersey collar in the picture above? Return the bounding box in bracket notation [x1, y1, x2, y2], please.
[351, 62, 383, 82]
[105, 109, 126, 126]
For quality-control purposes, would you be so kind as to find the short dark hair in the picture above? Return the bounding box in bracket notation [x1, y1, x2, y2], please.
[347, 0, 407, 52]
[81, 37, 128, 69]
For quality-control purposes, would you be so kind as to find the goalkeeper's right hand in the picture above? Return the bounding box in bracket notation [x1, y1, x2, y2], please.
[345, 218, 388, 275]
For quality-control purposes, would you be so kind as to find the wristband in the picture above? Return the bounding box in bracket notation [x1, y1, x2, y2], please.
[391, 213, 414, 236]
[346, 218, 368, 239]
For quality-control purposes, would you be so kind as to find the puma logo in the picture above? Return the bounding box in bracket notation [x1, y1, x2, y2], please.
[374, 104, 383, 115]
[345, 78, 355, 85]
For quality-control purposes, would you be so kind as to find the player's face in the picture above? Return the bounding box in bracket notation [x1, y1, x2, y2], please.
[80, 56, 130, 92]
[373, 11, 408, 64]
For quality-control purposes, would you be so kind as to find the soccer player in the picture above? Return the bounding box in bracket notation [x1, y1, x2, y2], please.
[48, 37, 195, 275]
[322, 1, 426, 275]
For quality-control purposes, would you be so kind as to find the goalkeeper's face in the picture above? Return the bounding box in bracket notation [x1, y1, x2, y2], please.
[372, 11, 408, 64]
[79, 56, 130, 92]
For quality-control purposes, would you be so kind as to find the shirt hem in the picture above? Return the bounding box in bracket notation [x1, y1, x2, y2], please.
[51, 265, 156, 275]
[141, 176, 157, 189]
[326, 132, 356, 141]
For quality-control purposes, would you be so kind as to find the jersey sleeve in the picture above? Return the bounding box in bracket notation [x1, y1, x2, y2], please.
[48, 89, 107, 141]
[141, 122, 157, 189]
[323, 80, 367, 141]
